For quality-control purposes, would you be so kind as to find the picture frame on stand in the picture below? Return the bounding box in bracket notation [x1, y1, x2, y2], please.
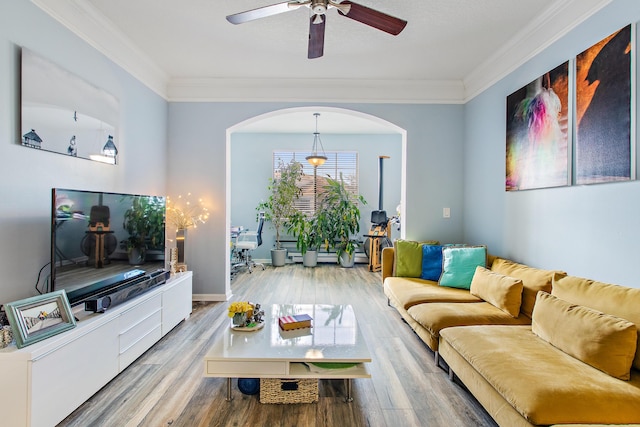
[5, 290, 76, 348]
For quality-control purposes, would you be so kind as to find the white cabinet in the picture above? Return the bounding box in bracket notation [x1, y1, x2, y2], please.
[31, 321, 119, 427]
[0, 272, 192, 427]
[162, 275, 193, 336]
[119, 294, 163, 370]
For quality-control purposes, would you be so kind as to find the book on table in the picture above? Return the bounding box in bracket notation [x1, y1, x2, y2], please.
[279, 314, 312, 330]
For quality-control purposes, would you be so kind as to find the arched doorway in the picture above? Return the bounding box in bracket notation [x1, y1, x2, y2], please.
[225, 106, 407, 297]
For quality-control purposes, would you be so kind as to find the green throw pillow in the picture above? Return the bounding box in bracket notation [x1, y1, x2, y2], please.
[439, 245, 487, 289]
[394, 240, 424, 277]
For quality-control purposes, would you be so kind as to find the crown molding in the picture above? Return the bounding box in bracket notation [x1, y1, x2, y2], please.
[167, 78, 465, 104]
[30, 0, 169, 98]
[463, 0, 613, 102]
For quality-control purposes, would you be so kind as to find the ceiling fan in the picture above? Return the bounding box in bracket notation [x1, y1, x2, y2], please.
[226, 0, 407, 59]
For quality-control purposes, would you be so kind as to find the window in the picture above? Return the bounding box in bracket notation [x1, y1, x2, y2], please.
[273, 151, 359, 215]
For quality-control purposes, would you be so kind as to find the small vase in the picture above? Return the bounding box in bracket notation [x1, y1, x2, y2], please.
[1, 325, 13, 349]
[232, 312, 247, 327]
[176, 228, 187, 263]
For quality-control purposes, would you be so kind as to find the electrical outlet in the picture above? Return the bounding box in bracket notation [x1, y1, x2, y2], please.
[443, 207, 451, 218]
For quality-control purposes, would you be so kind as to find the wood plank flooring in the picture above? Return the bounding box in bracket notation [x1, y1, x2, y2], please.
[58, 264, 498, 427]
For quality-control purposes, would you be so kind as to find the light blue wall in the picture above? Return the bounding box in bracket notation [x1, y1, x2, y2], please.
[230, 133, 403, 260]
[168, 103, 464, 296]
[0, 0, 168, 303]
[463, 0, 640, 288]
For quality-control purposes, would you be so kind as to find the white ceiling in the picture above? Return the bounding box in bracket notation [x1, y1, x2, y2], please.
[31, 0, 612, 132]
[86, 0, 549, 81]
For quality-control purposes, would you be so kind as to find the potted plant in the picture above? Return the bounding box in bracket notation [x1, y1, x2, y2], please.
[120, 196, 165, 264]
[320, 173, 367, 267]
[287, 211, 325, 267]
[256, 159, 303, 266]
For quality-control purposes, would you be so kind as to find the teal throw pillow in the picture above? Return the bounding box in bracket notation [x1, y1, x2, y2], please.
[394, 240, 423, 277]
[439, 246, 487, 289]
[421, 245, 443, 281]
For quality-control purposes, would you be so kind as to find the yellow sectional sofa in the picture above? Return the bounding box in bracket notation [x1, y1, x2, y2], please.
[382, 247, 562, 354]
[382, 245, 640, 427]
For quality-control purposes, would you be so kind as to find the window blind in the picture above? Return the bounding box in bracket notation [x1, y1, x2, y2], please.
[273, 151, 359, 215]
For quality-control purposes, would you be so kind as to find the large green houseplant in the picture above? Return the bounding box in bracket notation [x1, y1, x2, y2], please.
[256, 159, 303, 266]
[320, 173, 366, 267]
[287, 211, 326, 267]
[120, 196, 165, 264]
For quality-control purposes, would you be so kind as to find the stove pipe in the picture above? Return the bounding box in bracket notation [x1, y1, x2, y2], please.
[378, 155, 389, 210]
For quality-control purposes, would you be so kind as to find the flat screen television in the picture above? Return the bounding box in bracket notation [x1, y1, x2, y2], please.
[51, 188, 166, 306]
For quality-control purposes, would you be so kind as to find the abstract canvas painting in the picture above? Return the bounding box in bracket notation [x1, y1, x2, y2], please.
[506, 62, 570, 191]
[575, 25, 632, 184]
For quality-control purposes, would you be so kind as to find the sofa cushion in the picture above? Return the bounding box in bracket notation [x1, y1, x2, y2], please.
[439, 245, 486, 289]
[420, 244, 443, 281]
[393, 239, 423, 277]
[470, 266, 523, 317]
[408, 301, 530, 340]
[532, 291, 637, 380]
[490, 258, 565, 318]
[440, 325, 640, 425]
[552, 275, 640, 371]
[383, 277, 481, 310]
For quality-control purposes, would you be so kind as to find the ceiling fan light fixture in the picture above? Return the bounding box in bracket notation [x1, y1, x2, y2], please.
[227, 0, 406, 57]
[328, 0, 351, 15]
[310, 0, 327, 14]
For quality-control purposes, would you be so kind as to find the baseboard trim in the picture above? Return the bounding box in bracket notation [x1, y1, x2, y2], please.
[192, 293, 228, 302]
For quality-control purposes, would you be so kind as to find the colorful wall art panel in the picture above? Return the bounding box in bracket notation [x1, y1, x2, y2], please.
[506, 61, 570, 191]
[575, 24, 632, 185]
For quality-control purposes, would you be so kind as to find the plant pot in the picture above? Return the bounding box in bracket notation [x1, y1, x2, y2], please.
[271, 248, 287, 267]
[128, 248, 144, 265]
[302, 250, 318, 268]
[339, 252, 355, 268]
[232, 312, 247, 327]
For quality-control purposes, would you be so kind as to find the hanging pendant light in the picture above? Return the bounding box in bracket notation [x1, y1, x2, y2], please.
[306, 113, 327, 167]
[102, 135, 118, 161]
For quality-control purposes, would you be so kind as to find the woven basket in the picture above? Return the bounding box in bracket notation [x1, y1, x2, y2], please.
[259, 378, 318, 404]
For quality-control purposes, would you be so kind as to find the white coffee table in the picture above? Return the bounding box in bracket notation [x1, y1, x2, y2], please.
[204, 304, 372, 402]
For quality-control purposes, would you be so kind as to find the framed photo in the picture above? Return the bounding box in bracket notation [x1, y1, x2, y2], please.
[5, 290, 76, 348]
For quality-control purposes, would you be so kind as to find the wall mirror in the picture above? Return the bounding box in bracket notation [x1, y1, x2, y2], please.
[20, 48, 119, 164]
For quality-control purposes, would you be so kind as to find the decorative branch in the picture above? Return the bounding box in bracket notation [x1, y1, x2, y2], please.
[166, 193, 209, 230]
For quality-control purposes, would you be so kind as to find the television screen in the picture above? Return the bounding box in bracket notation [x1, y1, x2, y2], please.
[51, 188, 166, 306]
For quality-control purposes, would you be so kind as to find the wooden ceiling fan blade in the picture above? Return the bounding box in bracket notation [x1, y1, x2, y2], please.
[226, 1, 307, 25]
[308, 15, 326, 59]
[336, 1, 407, 35]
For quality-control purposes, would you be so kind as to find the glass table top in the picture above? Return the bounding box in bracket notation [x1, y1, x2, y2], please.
[207, 304, 371, 363]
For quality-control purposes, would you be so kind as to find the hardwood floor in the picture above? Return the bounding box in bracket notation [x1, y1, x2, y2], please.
[58, 264, 498, 427]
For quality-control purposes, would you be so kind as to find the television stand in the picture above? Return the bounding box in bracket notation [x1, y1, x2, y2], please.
[0, 271, 192, 427]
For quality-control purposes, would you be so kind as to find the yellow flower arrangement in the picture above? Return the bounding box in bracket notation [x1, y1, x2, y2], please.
[228, 301, 253, 317]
